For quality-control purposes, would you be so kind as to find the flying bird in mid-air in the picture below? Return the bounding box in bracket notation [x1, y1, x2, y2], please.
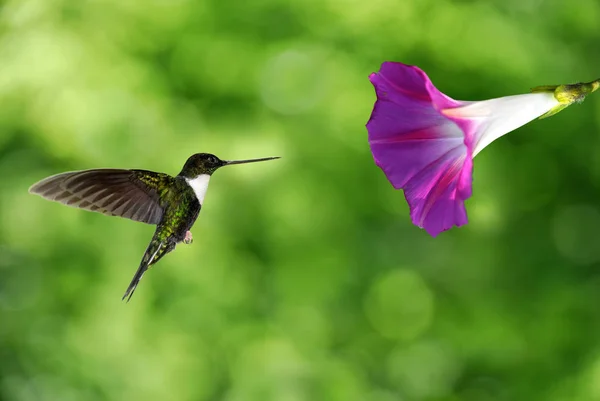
[29, 153, 280, 301]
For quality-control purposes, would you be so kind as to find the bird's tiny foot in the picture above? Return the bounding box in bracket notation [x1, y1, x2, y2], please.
[184, 231, 193, 244]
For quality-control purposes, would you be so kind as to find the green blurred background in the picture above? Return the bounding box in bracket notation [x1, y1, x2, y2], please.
[1, 0, 600, 400]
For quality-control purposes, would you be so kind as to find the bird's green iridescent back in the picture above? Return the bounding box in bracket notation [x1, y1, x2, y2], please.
[130, 170, 204, 237]
[153, 177, 201, 242]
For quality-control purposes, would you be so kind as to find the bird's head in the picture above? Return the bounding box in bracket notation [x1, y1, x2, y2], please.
[178, 153, 280, 178]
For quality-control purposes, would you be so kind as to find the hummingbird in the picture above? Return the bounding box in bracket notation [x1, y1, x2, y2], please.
[29, 153, 280, 301]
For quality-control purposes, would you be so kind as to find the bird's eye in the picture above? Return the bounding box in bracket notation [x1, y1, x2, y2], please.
[208, 156, 217, 165]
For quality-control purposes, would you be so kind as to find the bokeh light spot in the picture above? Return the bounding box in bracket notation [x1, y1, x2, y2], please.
[387, 341, 461, 399]
[468, 195, 503, 234]
[364, 269, 434, 341]
[259, 49, 326, 115]
[227, 338, 310, 401]
[584, 353, 600, 399]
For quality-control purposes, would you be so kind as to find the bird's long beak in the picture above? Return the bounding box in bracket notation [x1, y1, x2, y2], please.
[225, 156, 280, 165]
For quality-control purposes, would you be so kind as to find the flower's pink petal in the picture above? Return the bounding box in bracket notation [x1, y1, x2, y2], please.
[367, 62, 466, 189]
[366, 61, 474, 236]
[368, 61, 461, 111]
[404, 149, 472, 236]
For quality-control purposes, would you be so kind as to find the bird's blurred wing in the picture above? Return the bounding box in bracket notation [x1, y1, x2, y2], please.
[29, 169, 171, 225]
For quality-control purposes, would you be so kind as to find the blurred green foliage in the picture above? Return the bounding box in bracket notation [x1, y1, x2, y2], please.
[1, 0, 600, 400]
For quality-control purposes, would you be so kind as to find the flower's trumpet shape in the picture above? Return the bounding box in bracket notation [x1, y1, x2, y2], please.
[366, 61, 599, 236]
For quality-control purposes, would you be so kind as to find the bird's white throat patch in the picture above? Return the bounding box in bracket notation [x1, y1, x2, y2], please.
[185, 174, 211, 204]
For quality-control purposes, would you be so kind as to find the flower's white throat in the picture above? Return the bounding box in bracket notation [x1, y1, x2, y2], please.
[185, 174, 211, 205]
[444, 92, 560, 157]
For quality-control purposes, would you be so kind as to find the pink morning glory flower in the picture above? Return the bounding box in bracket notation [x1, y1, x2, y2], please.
[367, 61, 599, 236]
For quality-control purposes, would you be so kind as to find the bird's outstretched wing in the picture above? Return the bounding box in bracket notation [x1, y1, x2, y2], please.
[29, 169, 172, 225]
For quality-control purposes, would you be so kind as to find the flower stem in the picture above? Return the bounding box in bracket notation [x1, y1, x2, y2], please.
[532, 79, 600, 119]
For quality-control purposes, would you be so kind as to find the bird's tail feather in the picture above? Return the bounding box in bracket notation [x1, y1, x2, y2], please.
[122, 239, 166, 302]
